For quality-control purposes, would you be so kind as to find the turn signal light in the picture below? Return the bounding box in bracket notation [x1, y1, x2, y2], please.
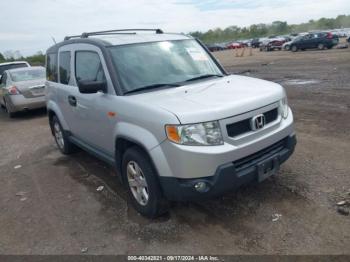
[165, 125, 181, 143]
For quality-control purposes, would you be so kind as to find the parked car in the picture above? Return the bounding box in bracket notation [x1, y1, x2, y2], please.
[206, 43, 226, 52]
[0, 61, 30, 79]
[0, 66, 46, 117]
[46, 29, 296, 218]
[290, 32, 339, 52]
[347, 36, 350, 43]
[251, 38, 260, 48]
[260, 38, 286, 51]
[226, 42, 244, 49]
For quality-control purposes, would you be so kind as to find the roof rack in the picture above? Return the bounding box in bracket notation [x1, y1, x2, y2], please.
[64, 28, 164, 41]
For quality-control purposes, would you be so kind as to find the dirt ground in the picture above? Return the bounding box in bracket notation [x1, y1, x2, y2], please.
[0, 45, 349, 255]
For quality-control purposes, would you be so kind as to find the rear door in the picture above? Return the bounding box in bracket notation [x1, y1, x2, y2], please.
[52, 45, 77, 135]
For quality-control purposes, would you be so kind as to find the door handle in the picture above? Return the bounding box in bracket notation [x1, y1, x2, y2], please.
[68, 95, 77, 107]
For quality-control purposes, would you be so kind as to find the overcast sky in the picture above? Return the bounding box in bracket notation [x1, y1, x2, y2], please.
[1, 0, 349, 56]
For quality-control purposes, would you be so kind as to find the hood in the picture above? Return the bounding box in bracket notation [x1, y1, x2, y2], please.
[130, 75, 285, 124]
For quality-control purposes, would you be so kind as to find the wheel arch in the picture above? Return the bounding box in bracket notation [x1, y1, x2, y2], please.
[46, 101, 69, 132]
[115, 136, 161, 185]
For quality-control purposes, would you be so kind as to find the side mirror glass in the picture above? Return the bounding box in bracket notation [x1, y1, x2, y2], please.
[77, 80, 107, 94]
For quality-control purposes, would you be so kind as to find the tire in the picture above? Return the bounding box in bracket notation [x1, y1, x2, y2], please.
[4, 99, 15, 118]
[122, 147, 169, 218]
[318, 43, 324, 50]
[291, 45, 298, 52]
[51, 116, 76, 154]
[285, 45, 290, 51]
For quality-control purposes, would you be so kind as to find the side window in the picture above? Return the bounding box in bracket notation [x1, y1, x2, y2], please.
[46, 53, 58, 82]
[0, 73, 7, 87]
[59, 51, 71, 85]
[75, 51, 106, 83]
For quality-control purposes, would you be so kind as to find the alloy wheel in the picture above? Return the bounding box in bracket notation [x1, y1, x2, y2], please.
[126, 161, 149, 206]
[54, 121, 65, 149]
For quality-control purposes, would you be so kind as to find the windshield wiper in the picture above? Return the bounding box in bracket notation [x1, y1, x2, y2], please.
[184, 74, 224, 82]
[124, 83, 181, 95]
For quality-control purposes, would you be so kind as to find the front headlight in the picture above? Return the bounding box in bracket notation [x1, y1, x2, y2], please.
[280, 97, 289, 119]
[166, 121, 224, 146]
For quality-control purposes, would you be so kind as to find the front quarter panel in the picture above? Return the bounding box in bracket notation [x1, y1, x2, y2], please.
[113, 96, 180, 151]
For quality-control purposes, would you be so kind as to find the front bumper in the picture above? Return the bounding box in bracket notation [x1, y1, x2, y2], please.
[159, 134, 296, 201]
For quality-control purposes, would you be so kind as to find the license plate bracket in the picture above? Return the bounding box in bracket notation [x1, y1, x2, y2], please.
[257, 156, 280, 182]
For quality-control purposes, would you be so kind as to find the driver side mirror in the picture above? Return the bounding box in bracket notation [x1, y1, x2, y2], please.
[77, 80, 107, 94]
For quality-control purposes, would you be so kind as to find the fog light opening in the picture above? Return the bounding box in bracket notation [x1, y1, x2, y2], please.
[194, 181, 209, 193]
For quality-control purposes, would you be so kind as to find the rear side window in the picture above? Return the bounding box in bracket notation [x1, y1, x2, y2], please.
[46, 53, 58, 82]
[75, 51, 105, 82]
[59, 51, 71, 85]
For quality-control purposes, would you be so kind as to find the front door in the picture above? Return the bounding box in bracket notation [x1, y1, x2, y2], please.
[66, 44, 117, 156]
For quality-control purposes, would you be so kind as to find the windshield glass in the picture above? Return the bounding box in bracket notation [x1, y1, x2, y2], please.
[108, 40, 223, 93]
[10, 68, 45, 82]
[0, 63, 28, 76]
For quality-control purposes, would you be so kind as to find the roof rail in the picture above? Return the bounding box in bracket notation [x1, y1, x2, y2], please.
[64, 28, 163, 41]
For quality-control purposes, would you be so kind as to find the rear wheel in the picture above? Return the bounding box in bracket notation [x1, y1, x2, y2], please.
[51, 116, 76, 154]
[318, 43, 324, 50]
[291, 45, 298, 52]
[284, 45, 290, 51]
[122, 147, 169, 218]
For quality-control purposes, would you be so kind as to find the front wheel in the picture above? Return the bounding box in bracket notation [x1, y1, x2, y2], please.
[122, 147, 169, 218]
[291, 45, 298, 52]
[318, 43, 324, 50]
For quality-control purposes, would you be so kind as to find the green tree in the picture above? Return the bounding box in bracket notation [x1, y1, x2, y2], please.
[0, 52, 5, 62]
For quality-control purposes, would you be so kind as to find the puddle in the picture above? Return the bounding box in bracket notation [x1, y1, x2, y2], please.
[282, 79, 321, 85]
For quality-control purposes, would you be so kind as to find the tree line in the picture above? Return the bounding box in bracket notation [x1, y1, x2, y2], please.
[0, 50, 45, 66]
[1, 14, 349, 63]
[190, 14, 350, 43]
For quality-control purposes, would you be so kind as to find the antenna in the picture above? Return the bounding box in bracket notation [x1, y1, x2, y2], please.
[51, 36, 57, 44]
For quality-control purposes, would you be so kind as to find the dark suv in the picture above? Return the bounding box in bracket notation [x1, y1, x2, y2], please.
[290, 32, 338, 52]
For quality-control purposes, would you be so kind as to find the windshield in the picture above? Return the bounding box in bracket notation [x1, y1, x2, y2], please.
[0, 63, 28, 76]
[10, 68, 45, 82]
[108, 40, 223, 93]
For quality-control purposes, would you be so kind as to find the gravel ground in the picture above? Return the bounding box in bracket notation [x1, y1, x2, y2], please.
[0, 46, 349, 255]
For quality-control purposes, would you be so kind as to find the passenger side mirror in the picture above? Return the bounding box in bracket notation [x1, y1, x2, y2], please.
[77, 80, 107, 94]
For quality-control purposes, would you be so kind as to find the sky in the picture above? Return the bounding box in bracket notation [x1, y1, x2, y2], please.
[1, 0, 349, 56]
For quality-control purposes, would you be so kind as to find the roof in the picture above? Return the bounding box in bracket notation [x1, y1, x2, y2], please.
[7, 66, 44, 73]
[47, 31, 192, 53]
[0, 61, 30, 66]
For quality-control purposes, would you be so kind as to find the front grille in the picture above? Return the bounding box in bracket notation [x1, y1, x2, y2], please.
[234, 137, 287, 171]
[226, 108, 278, 137]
